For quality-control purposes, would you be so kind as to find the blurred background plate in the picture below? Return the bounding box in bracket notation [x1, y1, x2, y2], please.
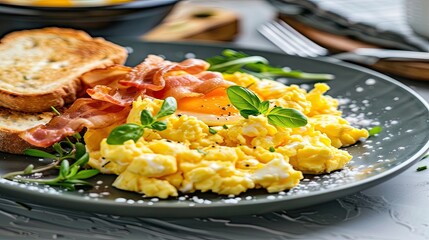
[0, 0, 179, 37]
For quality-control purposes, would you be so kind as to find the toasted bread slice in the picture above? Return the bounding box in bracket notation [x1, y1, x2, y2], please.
[0, 107, 56, 154]
[0, 28, 127, 113]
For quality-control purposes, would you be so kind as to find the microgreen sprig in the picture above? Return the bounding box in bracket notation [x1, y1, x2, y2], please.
[2, 135, 99, 190]
[207, 49, 334, 81]
[226, 86, 307, 128]
[368, 126, 382, 136]
[107, 97, 177, 145]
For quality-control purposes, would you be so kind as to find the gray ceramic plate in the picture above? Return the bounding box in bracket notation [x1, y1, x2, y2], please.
[1, 41, 428, 218]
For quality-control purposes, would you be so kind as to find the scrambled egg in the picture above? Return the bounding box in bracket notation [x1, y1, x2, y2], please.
[86, 72, 369, 198]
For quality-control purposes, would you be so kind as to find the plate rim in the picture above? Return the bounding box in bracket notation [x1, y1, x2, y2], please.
[1, 40, 429, 217]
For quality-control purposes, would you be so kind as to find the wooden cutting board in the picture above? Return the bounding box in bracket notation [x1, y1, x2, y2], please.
[143, 3, 239, 42]
[279, 14, 429, 81]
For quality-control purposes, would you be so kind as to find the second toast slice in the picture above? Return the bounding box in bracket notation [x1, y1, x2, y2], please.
[0, 28, 128, 112]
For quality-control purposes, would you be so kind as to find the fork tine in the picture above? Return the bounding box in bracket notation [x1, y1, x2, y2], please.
[259, 22, 317, 57]
[265, 24, 314, 57]
[259, 20, 329, 57]
[258, 25, 303, 56]
[269, 22, 320, 57]
[277, 21, 328, 56]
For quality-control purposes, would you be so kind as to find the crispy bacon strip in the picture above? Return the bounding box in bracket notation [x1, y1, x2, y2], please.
[20, 55, 232, 147]
[82, 65, 141, 106]
[120, 58, 210, 91]
[20, 98, 131, 147]
[81, 65, 132, 87]
[152, 71, 233, 100]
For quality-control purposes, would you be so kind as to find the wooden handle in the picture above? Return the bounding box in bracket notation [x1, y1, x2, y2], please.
[278, 15, 379, 52]
[373, 60, 429, 80]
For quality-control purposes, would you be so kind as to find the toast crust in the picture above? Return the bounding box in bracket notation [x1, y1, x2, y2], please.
[0, 28, 127, 112]
[0, 129, 36, 154]
[0, 107, 55, 154]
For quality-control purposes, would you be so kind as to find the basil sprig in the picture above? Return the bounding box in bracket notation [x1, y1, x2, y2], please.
[226, 86, 307, 128]
[107, 97, 177, 145]
[207, 49, 334, 81]
[2, 135, 99, 190]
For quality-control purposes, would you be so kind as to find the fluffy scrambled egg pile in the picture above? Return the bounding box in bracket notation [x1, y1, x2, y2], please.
[85, 73, 369, 198]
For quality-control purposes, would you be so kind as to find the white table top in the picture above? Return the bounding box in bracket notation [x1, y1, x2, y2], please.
[1, 1, 429, 239]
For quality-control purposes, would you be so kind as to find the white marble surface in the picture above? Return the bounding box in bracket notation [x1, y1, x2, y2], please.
[1, 0, 429, 239]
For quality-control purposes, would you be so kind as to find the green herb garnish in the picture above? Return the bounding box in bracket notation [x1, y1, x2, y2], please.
[417, 166, 427, 172]
[206, 49, 334, 80]
[368, 126, 382, 136]
[209, 127, 217, 135]
[2, 136, 98, 190]
[222, 124, 229, 129]
[269, 146, 275, 152]
[107, 97, 177, 145]
[196, 149, 207, 155]
[226, 86, 307, 128]
[51, 106, 61, 116]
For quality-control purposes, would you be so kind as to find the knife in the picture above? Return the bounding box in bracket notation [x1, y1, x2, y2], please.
[333, 48, 429, 65]
[331, 48, 429, 80]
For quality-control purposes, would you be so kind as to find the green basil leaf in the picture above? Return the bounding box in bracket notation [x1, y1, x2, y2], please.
[73, 132, 82, 141]
[267, 107, 307, 128]
[151, 121, 167, 131]
[155, 97, 177, 119]
[226, 86, 261, 113]
[106, 123, 144, 145]
[69, 169, 100, 180]
[368, 126, 382, 136]
[74, 142, 86, 160]
[23, 149, 57, 159]
[60, 160, 70, 179]
[259, 100, 270, 114]
[52, 143, 64, 155]
[140, 109, 154, 126]
[66, 165, 80, 178]
[240, 109, 260, 119]
[71, 152, 89, 168]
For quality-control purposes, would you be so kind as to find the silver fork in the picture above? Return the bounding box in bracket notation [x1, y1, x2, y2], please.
[258, 20, 429, 62]
[258, 20, 328, 58]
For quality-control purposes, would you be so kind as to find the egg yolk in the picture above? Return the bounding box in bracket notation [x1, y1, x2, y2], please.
[177, 87, 238, 116]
